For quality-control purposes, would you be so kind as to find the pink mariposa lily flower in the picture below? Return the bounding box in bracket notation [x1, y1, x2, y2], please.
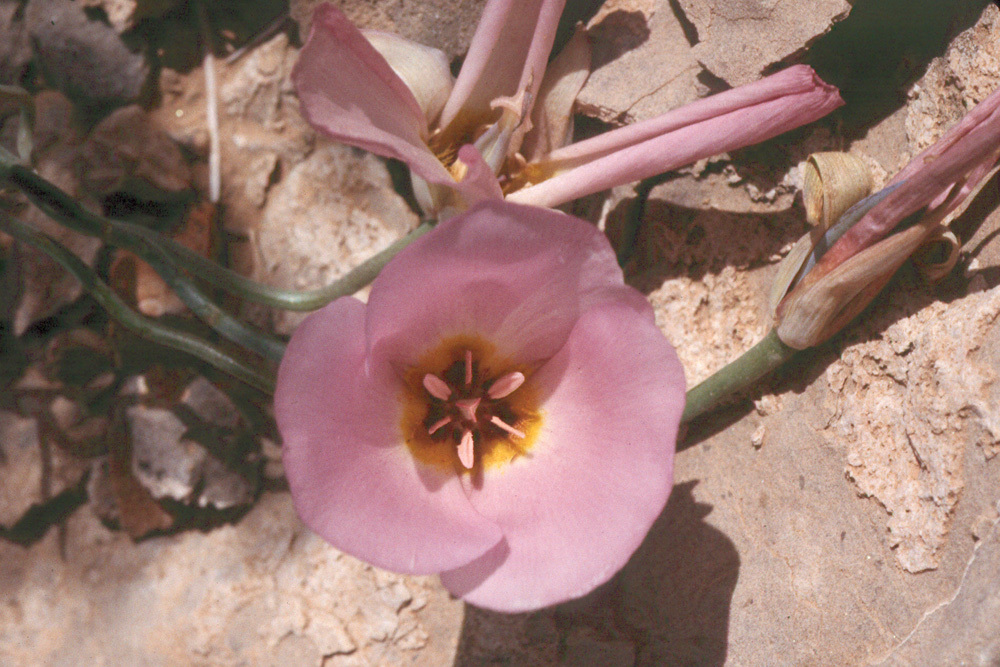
[293, 1, 844, 215]
[274, 201, 686, 612]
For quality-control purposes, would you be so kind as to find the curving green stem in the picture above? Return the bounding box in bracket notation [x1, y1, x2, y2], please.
[0, 211, 275, 394]
[149, 219, 434, 310]
[681, 329, 797, 424]
[4, 165, 286, 360]
[2, 161, 433, 311]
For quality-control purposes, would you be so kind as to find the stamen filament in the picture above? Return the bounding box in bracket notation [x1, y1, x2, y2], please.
[464, 350, 473, 387]
[458, 430, 475, 469]
[490, 415, 525, 439]
[428, 416, 452, 435]
[423, 373, 452, 400]
[487, 371, 525, 399]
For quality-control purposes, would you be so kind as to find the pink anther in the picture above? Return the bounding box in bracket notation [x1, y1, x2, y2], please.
[487, 371, 525, 399]
[457, 430, 475, 469]
[422, 373, 453, 401]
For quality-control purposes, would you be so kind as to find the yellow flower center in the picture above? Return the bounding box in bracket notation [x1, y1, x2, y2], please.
[400, 334, 542, 472]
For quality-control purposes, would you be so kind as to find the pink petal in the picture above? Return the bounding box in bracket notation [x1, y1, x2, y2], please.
[454, 144, 505, 204]
[276, 297, 503, 574]
[508, 65, 843, 207]
[815, 86, 1000, 272]
[439, 0, 566, 134]
[364, 200, 624, 372]
[292, 4, 455, 188]
[441, 298, 686, 612]
[361, 29, 454, 124]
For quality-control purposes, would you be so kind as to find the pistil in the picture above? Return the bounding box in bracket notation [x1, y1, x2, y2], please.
[474, 86, 534, 175]
[456, 398, 480, 421]
[419, 349, 530, 470]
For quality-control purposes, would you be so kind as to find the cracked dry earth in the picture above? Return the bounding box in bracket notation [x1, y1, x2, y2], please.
[3, 1, 1000, 665]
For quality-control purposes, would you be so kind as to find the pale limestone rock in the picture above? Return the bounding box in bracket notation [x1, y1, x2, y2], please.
[127, 405, 205, 502]
[577, 0, 702, 125]
[126, 403, 254, 511]
[252, 140, 418, 334]
[290, 0, 488, 60]
[904, 3, 1000, 153]
[578, 0, 850, 123]
[180, 376, 242, 431]
[815, 2, 1000, 574]
[78, 105, 192, 202]
[0, 0, 31, 85]
[25, 0, 150, 107]
[48, 396, 108, 447]
[151, 32, 418, 335]
[153, 33, 314, 236]
[0, 411, 42, 528]
[828, 286, 1000, 572]
[0, 493, 463, 666]
[549, 7, 1000, 665]
[677, 0, 851, 86]
[638, 200, 792, 385]
[875, 514, 1000, 666]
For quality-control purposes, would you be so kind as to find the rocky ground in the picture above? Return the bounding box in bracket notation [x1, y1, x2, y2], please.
[2, 0, 1000, 665]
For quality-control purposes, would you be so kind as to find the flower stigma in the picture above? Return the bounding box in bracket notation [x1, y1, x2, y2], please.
[401, 334, 542, 472]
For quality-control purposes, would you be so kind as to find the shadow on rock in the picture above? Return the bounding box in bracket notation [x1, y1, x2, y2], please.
[804, 0, 991, 134]
[452, 481, 739, 666]
[608, 196, 808, 293]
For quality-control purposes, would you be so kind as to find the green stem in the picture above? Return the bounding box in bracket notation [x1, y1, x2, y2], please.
[4, 165, 285, 360]
[0, 211, 275, 394]
[131, 232, 287, 362]
[2, 162, 432, 311]
[0, 145, 19, 177]
[681, 328, 797, 424]
[153, 220, 434, 310]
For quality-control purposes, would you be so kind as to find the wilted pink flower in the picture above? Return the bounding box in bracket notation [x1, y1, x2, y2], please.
[293, 1, 843, 215]
[776, 85, 1000, 348]
[274, 201, 686, 612]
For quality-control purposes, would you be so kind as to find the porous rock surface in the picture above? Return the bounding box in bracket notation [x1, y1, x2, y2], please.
[0, 493, 462, 666]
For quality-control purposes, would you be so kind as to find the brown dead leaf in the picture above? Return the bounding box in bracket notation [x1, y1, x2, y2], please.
[107, 425, 173, 539]
[108, 455, 174, 538]
[108, 201, 219, 318]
